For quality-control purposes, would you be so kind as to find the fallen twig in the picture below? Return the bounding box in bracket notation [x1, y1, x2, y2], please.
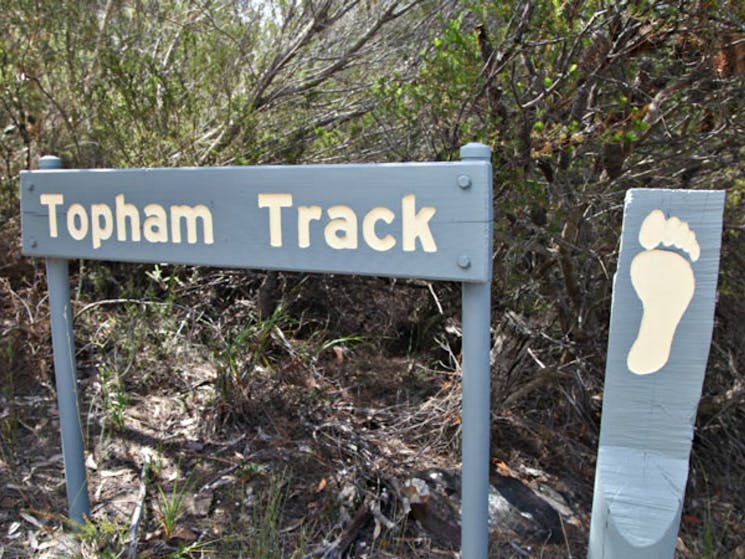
[127, 455, 151, 559]
[305, 496, 372, 559]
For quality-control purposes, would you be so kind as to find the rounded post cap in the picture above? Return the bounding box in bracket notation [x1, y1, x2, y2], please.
[39, 155, 63, 170]
[460, 143, 491, 160]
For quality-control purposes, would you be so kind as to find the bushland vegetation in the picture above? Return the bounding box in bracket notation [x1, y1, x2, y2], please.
[1, 1, 744, 557]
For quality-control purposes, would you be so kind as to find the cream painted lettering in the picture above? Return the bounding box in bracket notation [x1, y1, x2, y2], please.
[258, 193, 437, 252]
[39, 194, 214, 248]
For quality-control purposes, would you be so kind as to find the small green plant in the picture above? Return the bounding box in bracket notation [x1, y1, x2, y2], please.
[244, 469, 308, 559]
[145, 264, 185, 314]
[694, 460, 736, 558]
[3, 342, 14, 368]
[249, 471, 286, 558]
[312, 335, 365, 359]
[212, 303, 297, 416]
[0, 411, 18, 466]
[98, 364, 128, 432]
[74, 515, 129, 559]
[155, 475, 192, 541]
[169, 539, 216, 558]
[236, 460, 265, 480]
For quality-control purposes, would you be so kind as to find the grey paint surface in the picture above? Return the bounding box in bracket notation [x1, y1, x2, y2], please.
[21, 162, 492, 282]
[459, 143, 492, 559]
[47, 257, 90, 525]
[461, 281, 492, 559]
[589, 188, 725, 558]
[38, 155, 91, 526]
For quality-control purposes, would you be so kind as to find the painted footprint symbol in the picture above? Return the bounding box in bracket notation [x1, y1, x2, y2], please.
[627, 210, 700, 375]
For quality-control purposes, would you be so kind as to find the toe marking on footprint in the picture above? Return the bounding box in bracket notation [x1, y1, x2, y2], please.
[638, 209, 700, 262]
[627, 210, 698, 375]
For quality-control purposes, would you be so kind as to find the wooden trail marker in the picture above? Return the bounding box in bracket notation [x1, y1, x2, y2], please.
[589, 188, 725, 558]
[21, 145, 494, 559]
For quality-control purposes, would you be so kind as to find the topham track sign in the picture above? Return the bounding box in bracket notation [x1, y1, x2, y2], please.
[21, 161, 493, 282]
[20, 144, 495, 559]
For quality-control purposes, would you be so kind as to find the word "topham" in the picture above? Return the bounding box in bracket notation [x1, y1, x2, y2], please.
[40, 194, 214, 248]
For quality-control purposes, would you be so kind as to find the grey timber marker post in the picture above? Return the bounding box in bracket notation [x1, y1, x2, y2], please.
[38, 155, 91, 525]
[588, 189, 724, 558]
[459, 143, 492, 559]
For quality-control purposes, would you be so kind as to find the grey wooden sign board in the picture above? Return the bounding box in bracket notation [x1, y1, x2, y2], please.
[21, 145, 494, 559]
[22, 159, 492, 282]
[588, 188, 725, 558]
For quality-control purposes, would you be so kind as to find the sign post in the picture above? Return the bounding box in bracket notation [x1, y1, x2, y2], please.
[38, 156, 91, 526]
[589, 189, 724, 558]
[22, 145, 494, 557]
[459, 143, 492, 559]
